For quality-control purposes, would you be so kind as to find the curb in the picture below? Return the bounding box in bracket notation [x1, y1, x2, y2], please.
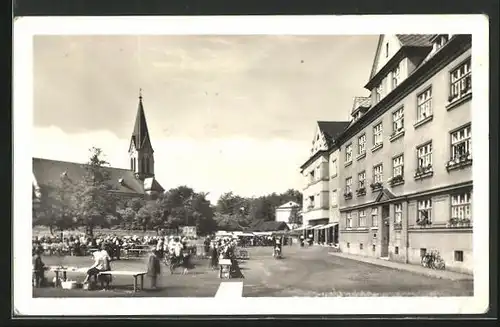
[327, 252, 473, 281]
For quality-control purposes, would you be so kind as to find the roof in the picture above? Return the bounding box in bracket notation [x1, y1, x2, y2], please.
[277, 201, 300, 209]
[317, 121, 350, 142]
[351, 96, 371, 114]
[249, 220, 290, 232]
[130, 95, 153, 152]
[369, 34, 434, 81]
[396, 34, 433, 47]
[144, 177, 165, 193]
[32, 157, 145, 195]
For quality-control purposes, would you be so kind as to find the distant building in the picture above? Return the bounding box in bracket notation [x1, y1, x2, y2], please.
[275, 201, 301, 228]
[33, 93, 165, 204]
[335, 34, 472, 274]
[181, 226, 198, 238]
[300, 121, 349, 245]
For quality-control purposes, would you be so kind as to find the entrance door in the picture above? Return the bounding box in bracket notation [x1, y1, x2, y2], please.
[381, 205, 390, 257]
[333, 224, 339, 244]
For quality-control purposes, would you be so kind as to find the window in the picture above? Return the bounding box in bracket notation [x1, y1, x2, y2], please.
[451, 125, 472, 159]
[359, 210, 367, 227]
[331, 190, 338, 206]
[360, 243, 364, 250]
[451, 192, 471, 221]
[392, 107, 404, 133]
[345, 177, 352, 193]
[130, 158, 134, 170]
[372, 244, 376, 252]
[345, 144, 353, 163]
[417, 142, 433, 169]
[391, 63, 401, 90]
[394, 203, 403, 224]
[309, 170, 315, 183]
[358, 171, 366, 189]
[358, 134, 366, 155]
[347, 242, 350, 248]
[450, 59, 471, 101]
[393, 155, 404, 177]
[371, 207, 379, 227]
[420, 248, 427, 258]
[454, 250, 464, 262]
[417, 87, 433, 121]
[308, 196, 315, 209]
[346, 213, 353, 228]
[417, 199, 432, 224]
[385, 43, 389, 57]
[373, 164, 383, 183]
[331, 159, 338, 176]
[434, 34, 449, 51]
[375, 82, 384, 102]
[395, 246, 399, 255]
[145, 157, 149, 173]
[373, 123, 383, 146]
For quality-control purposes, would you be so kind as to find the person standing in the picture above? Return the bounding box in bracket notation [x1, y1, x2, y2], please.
[146, 249, 161, 289]
[32, 249, 46, 287]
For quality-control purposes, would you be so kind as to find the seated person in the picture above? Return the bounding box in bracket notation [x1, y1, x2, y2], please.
[82, 244, 112, 287]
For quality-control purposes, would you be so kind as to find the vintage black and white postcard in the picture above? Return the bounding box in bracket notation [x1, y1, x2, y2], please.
[13, 15, 490, 316]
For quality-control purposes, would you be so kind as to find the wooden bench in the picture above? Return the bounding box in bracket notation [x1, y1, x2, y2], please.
[98, 271, 147, 292]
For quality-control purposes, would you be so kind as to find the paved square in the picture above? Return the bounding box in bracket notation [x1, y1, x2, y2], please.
[33, 246, 473, 298]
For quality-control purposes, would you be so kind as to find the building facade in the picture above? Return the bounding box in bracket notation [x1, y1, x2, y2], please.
[275, 201, 301, 228]
[336, 34, 472, 274]
[33, 93, 165, 203]
[300, 121, 349, 244]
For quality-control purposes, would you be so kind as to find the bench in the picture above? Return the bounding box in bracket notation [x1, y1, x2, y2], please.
[218, 259, 232, 279]
[98, 271, 147, 292]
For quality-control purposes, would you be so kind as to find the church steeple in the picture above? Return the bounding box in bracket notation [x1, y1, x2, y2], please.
[129, 89, 155, 180]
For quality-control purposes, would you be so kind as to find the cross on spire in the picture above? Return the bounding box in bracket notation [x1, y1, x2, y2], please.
[139, 88, 143, 101]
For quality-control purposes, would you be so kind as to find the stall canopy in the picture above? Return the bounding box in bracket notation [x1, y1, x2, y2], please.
[320, 222, 338, 229]
[312, 225, 325, 230]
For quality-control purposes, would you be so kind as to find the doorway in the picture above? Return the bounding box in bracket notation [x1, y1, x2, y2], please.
[381, 204, 390, 257]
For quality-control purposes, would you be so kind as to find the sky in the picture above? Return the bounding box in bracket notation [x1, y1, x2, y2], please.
[33, 35, 378, 204]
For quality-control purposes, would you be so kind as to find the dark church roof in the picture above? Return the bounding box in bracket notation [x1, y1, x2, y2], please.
[130, 94, 153, 152]
[32, 157, 145, 195]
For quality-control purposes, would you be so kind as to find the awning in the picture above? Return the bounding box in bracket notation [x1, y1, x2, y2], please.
[320, 222, 339, 229]
[293, 225, 311, 231]
[312, 225, 325, 230]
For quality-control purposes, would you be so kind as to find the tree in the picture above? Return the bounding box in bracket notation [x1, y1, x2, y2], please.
[33, 174, 76, 234]
[288, 206, 303, 229]
[71, 147, 117, 237]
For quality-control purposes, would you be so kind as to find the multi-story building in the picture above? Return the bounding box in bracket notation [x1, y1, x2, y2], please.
[300, 121, 349, 244]
[336, 34, 472, 274]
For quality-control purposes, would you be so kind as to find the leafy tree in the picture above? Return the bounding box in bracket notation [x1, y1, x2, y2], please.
[288, 205, 303, 229]
[33, 174, 76, 234]
[71, 147, 117, 237]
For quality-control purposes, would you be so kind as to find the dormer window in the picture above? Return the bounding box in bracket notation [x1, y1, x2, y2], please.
[391, 63, 401, 90]
[434, 35, 449, 52]
[375, 82, 384, 103]
[385, 43, 389, 58]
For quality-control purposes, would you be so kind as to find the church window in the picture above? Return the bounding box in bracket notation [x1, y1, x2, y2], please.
[145, 158, 149, 173]
[141, 158, 146, 173]
[130, 158, 134, 171]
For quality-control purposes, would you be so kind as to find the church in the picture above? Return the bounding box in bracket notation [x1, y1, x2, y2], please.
[32, 93, 165, 203]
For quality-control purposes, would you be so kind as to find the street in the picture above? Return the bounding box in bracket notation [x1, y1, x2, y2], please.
[33, 245, 473, 298]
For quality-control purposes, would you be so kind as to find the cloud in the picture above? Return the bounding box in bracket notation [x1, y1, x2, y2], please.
[33, 126, 308, 204]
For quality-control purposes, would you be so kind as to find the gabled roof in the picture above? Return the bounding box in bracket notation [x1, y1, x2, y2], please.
[32, 157, 145, 195]
[375, 187, 396, 202]
[369, 34, 434, 81]
[277, 201, 300, 209]
[351, 96, 371, 115]
[317, 121, 350, 144]
[130, 94, 153, 152]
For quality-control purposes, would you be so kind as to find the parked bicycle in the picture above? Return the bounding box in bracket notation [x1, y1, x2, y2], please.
[420, 250, 446, 270]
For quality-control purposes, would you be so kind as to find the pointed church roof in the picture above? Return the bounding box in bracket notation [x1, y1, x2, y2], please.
[130, 91, 153, 152]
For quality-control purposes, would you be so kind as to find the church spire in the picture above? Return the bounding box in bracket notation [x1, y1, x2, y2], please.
[129, 89, 155, 181]
[130, 89, 153, 152]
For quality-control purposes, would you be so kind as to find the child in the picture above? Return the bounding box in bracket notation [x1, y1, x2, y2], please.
[146, 249, 161, 289]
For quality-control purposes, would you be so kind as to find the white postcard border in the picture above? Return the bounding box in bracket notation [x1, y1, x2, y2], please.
[13, 15, 490, 316]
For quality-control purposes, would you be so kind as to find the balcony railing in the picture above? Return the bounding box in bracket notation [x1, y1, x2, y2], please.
[343, 191, 353, 200]
[447, 218, 472, 228]
[370, 182, 382, 191]
[356, 187, 366, 196]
